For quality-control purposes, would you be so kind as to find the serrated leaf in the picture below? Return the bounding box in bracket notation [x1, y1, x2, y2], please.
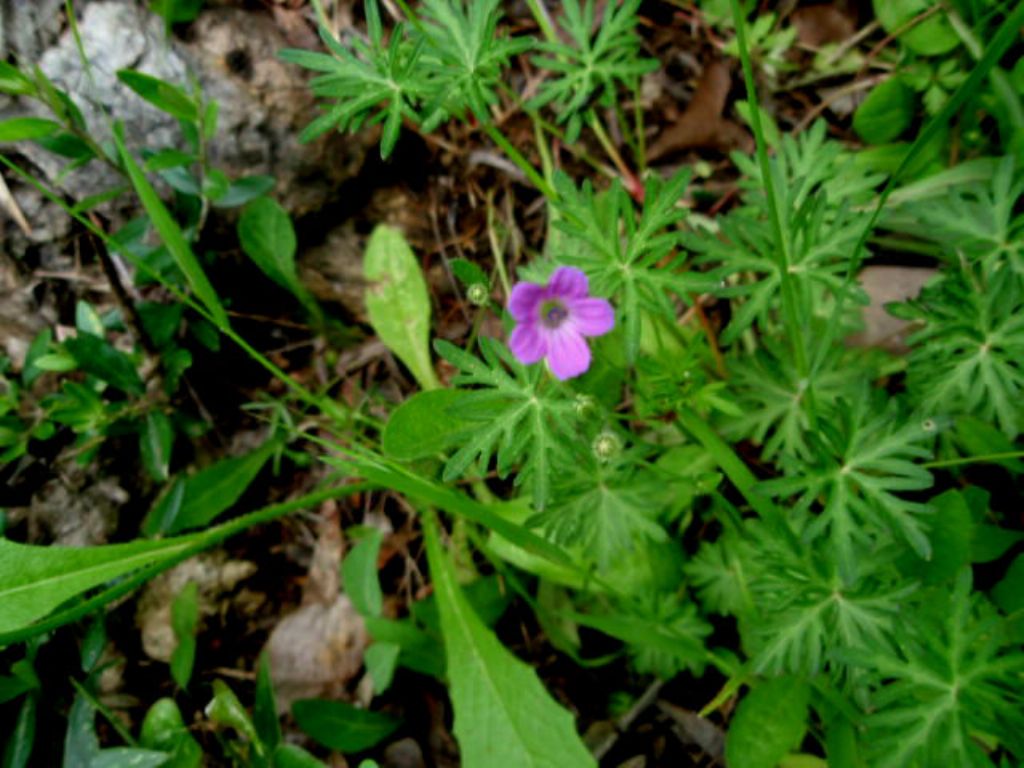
[433, 337, 577, 509]
[422, 512, 595, 768]
[363, 225, 440, 390]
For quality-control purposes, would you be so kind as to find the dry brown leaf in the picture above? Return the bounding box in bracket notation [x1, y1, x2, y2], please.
[849, 265, 937, 352]
[647, 61, 749, 160]
[791, 5, 856, 47]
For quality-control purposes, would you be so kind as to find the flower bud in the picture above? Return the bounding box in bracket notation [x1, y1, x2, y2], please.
[592, 430, 622, 461]
[467, 283, 490, 306]
[573, 394, 595, 417]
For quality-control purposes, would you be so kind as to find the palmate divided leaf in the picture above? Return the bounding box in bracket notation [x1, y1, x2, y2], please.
[687, 179, 868, 345]
[760, 391, 936, 577]
[527, 451, 669, 569]
[855, 570, 1024, 768]
[898, 265, 1024, 438]
[886, 155, 1024, 276]
[688, 520, 912, 678]
[434, 337, 579, 509]
[529, 0, 657, 141]
[722, 331, 875, 462]
[279, 3, 427, 157]
[418, 0, 530, 128]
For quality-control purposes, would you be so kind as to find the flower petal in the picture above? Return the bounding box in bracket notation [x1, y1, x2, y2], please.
[509, 323, 548, 365]
[568, 297, 615, 337]
[548, 267, 589, 299]
[508, 282, 544, 322]
[547, 328, 591, 380]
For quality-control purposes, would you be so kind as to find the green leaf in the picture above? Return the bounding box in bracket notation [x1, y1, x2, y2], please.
[2, 694, 36, 768]
[992, 554, 1024, 615]
[254, 655, 281, 753]
[856, 570, 1024, 766]
[205, 681, 258, 744]
[214, 176, 275, 209]
[149, 0, 205, 24]
[140, 411, 174, 482]
[363, 225, 440, 390]
[0, 486, 366, 645]
[422, 512, 595, 768]
[899, 489, 972, 585]
[725, 676, 810, 768]
[144, 440, 276, 535]
[971, 524, 1024, 564]
[382, 388, 475, 460]
[364, 642, 400, 694]
[0, 117, 61, 142]
[0, 62, 36, 96]
[75, 300, 105, 336]
[113, 123, 227, 327]
[0, 536, 197, 635]
[63, 335, 144, 395]
[432, 338, 578, 510]
[116, 69, 198, 122]
[140, 699, 202, 768]
[873, 0, 958, 56]
[854, 77, 915, 145]
[291, 700, 399, 753]
[0, 662, 39, 705]
[90, 749, 172, 768]
[237, 198, 317, 314]
[273, 744, 326, 768]
[363, 617, 444, 679]
[342, 529, 383, 617]
[62, 693, 100, 768]
[170, 582, 199, 688]
[450, 258, 488, 289]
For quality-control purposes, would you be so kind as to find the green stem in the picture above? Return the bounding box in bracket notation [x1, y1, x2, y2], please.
[809, 2, 1024, 383]
[947, 9, 1024, 131]
[924, 451, 1024, 469]
[675, 407, 800, 550]
[482, 123, 559, 202]
[728, 0, 816, 424]
[524, 0, 559, 44]
[586, 109, 634, 184]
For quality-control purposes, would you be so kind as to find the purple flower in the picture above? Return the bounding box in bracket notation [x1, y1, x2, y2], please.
[507, 267, 615, 380]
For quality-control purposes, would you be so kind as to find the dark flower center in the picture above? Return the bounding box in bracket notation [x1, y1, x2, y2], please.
[540, 299, 568, 329]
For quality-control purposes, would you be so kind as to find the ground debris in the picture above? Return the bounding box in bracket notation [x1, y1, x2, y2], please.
[263, 500, 368, 712]
[135, 551, 258, 663]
